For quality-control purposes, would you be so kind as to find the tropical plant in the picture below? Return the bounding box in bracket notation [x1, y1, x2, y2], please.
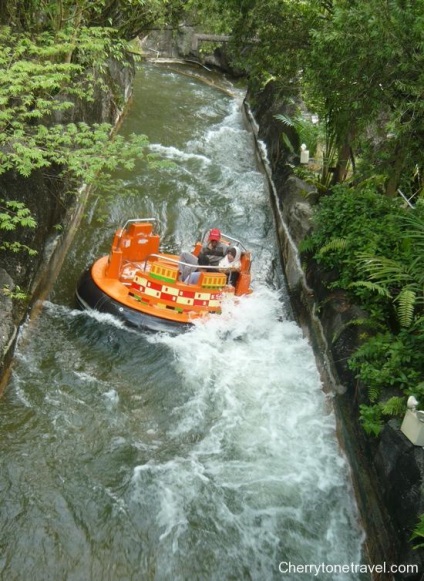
[411, 514, 424, 550]
[301, 181, 403, 297]
[356, 212, 424, 328]
[0, 200, 37, 255]
[0, 14, 154, 291]
[302, 182, 424, 434]
[0, 0, 185, 39]
[0, 26, 141, 176]
[306, 0, 424, 196]
[274, 112, 321, 159]
[349, 329, 423, 400]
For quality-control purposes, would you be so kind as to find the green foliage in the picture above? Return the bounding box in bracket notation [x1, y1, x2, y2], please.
[349, 281, 390, 299]
[0, 26, 136, 181]
[357, 212, 424, 327]
[381, 396, 407, 418]
[0, 200, 36, 230]
[359, 396, 406, 437]
[33, 122, 151, 186]
[359, 404, 383, 437]
[0, 10, 165, 283]
[304, 181, 402, 305]
[0, 199, 37, 257]
[306, 0, 424, 196]
[274, 112, 321, 158]
[185, 0, 424, 196]
[2, 285, 28, 301]
[350, 326, 424, 418]
[318, 237, 348, 257]
[186, 0, 324, 91]
[304, 184, 424, 433]
[411, 514, 424, 550]
[0, 0, 183, 40]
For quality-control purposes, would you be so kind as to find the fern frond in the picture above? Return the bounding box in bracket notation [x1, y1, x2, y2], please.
[299, 237, 316, 253]
[318, 237, 348, 256]
[357, 253, 411, 284]
[395, 288, 416, 327]
[359, 403, 383, 436]
[368, 384, 380, 403]
[274, 113, 295, 128]
[381, 396, 406, 417]
[349, 280, 391, 297]
[411, 514, 424, 549]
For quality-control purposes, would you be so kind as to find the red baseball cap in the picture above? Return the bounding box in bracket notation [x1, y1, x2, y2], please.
[209, 228, 221, 241]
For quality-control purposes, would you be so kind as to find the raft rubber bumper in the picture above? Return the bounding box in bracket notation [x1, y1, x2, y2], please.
[75, 268, 190, 334]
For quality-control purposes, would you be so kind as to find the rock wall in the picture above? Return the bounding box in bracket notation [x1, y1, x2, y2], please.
[139, 26, 243, 77]
[245, 81, 424, 580]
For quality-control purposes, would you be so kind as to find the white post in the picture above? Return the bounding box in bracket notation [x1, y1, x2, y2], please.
[400, 397, 424, 446]
[300, 143, 309, 164]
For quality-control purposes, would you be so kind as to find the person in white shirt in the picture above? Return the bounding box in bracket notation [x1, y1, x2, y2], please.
[219, 246, 241, 287]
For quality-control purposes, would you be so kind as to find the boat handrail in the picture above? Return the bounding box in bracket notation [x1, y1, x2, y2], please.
[145, 254, 223, 271]
[222, 234, 247, 252]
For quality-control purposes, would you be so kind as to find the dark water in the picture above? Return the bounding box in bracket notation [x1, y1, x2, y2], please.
[0, 64, 367, 581]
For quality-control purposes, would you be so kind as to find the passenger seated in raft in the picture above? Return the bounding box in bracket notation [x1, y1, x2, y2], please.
[179, 251, 199, 282]
[184, 255, 211, 285]
[219, 246, 241, 287]
[179, 227, 225, 281]
[198, 228, 226, 266]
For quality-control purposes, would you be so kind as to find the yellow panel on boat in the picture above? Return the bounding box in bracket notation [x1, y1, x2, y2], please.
[199, 272, 227, 288]
[194, 292, 212, 300]
[176, 296, 195, 306]
[150, 262, 179, 283]
[145, 287, 161, 298]
[134, 274, 148, 286]
[162, 285, 180, 296]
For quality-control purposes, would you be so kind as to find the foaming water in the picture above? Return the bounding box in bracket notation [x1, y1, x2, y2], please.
[131, 287, 366, 580]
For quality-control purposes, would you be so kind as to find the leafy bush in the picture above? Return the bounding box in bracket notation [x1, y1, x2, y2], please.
[303, 182, 424, 435]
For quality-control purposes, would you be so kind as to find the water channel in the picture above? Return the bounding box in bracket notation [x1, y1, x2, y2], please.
[0, 64, 368, 580]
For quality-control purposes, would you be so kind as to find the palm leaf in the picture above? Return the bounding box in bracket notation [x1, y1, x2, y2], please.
[409, 255, 424, 287]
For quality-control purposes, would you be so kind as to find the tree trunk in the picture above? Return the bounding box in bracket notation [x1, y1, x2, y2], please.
[385, 145, 403, 198]
[331, 139, 351, 186]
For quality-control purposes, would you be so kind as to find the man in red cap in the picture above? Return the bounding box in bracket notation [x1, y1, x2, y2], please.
[199, 228, 226, 266]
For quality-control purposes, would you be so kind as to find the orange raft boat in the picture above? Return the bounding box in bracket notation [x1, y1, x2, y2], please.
[75, 219, 253, 333]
